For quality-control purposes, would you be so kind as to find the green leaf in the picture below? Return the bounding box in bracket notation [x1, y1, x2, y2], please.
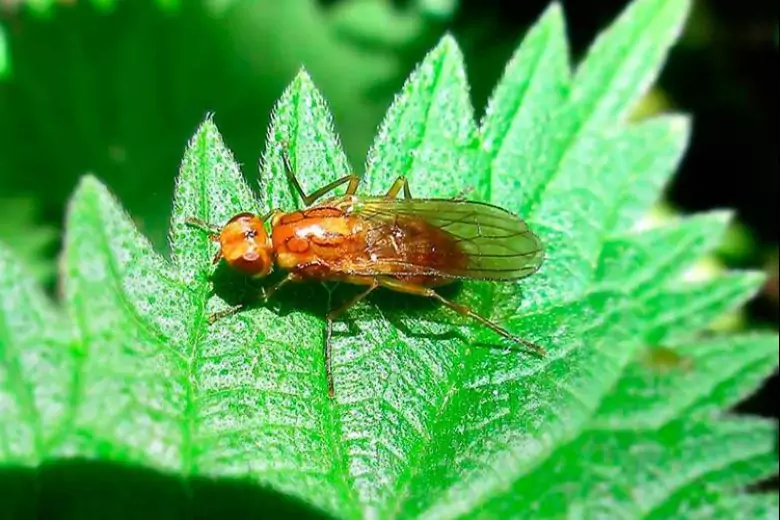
[259, 70, 352, 213]
[0, 0, 777, 518]
[687, 492, 780, 520]
[571, 0, 692, 126]
[72, 124, 354, 517]
[478, 0, 692, 302]
[641, 272, 764, 342]
[0, 244, 74, 465]
[478, 3, 570, 207]
[364, 35, 479, 198]
[62, 175, 193, 465]
[477, 416, 777, 518]
[596, 211, 733, 289]
[592, 333, 780, 430]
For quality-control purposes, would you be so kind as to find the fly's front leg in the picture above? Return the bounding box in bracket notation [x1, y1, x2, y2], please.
[185, 218, 224, 265]
[376, 277, 546, 355]
[207, 272, 301, 325]
[300, 174, 361, 205]
[184, 217, 220, 238]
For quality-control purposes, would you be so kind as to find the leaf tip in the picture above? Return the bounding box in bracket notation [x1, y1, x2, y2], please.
[433, 32, 463, 61]
[72, 173, 107, 201]
[665, 113, 692, 139]
[707, 209, 735, 227]
[539, 1, 565, 27]
[66, 174, 120, 232]
[186, 113, 225, 151]
[292, 66, 314, 88]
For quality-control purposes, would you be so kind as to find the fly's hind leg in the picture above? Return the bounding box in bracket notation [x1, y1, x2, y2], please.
[324, 276, 380, 398]
[376, 277, 546, 355]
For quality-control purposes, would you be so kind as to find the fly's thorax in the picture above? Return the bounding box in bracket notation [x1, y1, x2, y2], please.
[271, 207, 364, 270]
[219, 212, 273, 277]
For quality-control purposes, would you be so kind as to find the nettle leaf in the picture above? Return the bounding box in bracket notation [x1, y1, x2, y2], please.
[364, 35, 479, 198]
[260, 70, 352, 213]
[0, 0, 777, 519]
[169, 118, 354, 516]
[487, 416, 778, 518]
[0, 245, 74, 465]
[592, 334, 780, 430]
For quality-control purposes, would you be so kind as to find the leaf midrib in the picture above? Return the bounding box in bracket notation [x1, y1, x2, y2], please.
[287, 82, 362, 517]
[0, 306, 45, 461]
[358, 43, 486, 519]
[177, 132, 216, 476]
[86, 196, 197, 475]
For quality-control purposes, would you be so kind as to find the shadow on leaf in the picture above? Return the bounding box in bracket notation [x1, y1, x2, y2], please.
[0, 459, 333, 520]
[207, 264, 537, 353]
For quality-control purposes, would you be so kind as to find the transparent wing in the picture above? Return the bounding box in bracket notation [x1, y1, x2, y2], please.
[351, 197, 545, 280]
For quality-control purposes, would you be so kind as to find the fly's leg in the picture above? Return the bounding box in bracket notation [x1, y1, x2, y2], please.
[385, 176, 413, 200]
[281, 147, 361, 205]
[185, 218, 224, 265]
[385, 177, 472, 201]
[207, 305, 243, 324]
[324, 278, 380, 398]
[207, 273, 301, 325]
[184, 217, 220, 238]
[260, 272, 301, 301]
[260, 208, 282, 223]
[184, 216, 217, 234]
[376, 277, 546, 356]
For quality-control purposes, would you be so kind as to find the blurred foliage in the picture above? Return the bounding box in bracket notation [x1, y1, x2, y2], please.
[0, 0, 775, 257]
[0, 0, 448, 254]
[0, 23, 8, 78]
[0, 196, 56, 282]
[0, 0, 776, 350]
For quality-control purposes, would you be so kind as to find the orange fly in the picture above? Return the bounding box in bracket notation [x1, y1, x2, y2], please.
[187, 153, 546, 397]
